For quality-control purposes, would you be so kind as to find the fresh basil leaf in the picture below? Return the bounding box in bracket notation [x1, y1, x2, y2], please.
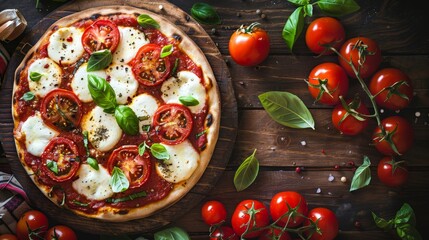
[154, 227, 190, 240]
[47, 160, 58, 174]
[115, 106, 139, 135]
[83, 130, 90, 155]
[171, 58, 180, 77]
[179, 96, 199, 106]
[137, 14, 160, 29]
[288, 0, 309, 6]
[21, 92, 35, 101]
[151, 143, 170, 160]
[282, 6, 305, 51]
[395, 203, 416, 226]
[87, 157, 99, 170]
[316, 0, 360, 17]
[161, 44, 174, 58]
[87, 74, 118, 112]
[29, 72, 43, 82]
[138, 141, 149, 156]
[142, 125, 151, 132]
[72, 200, 89, 207]
[110, 166, 129, 193]
[396, 224, 422, 240]
[105, 191, 147, 203]
[190, 3, 221, 25]
[87, 49, 112, 72]
[234, 149, 259, 192]
[303, 3, 313, 16]
[350, 156, 371, 191]
[258, 91, 315, 129]
[371, 212, 394, 230]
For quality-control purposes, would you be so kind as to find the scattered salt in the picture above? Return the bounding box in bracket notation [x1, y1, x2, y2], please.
[158, 4, 163, 10]
[380, 109, 384, 113]
[300, 140, 307, 146]
[415, 112, 421, 117]
[341, 176, 347, 183]
[328, 174, 335, 182]
[316, 188, 322, 194]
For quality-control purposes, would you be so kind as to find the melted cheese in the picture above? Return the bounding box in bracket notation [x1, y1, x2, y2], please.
[47, 27, 85, 64]
[27, 58, 61, 97]
[112, 27, 149, 64]
[20, 114, 59, 157]
[71, 63, 107, 102]
[155, 140, 199, 183]
[72, 164, 114, 200]
[106, 64, 138, 104]
[161, 71, 207, 113]
[128, 93, 159, 134]
[81, 106, 122, 152]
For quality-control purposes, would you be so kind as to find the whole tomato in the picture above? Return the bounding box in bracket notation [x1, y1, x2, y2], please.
[16, 210, 49, 240]
[45, 225, 78, 240]
[258, 227, 292, 240]
[331, 97, 370, 135]
[377, 156, 409, 187]
[369, 68, 414, 111]
[0, 234, 18, 240]
[270, 191, 308, 228]
[201, 200, 227, 226]
[372, 116, 414, 156]
[229, 22, 270, 66]
[210, 226, 239, 240]
[231, 200, 270, 238]
[307, 62, 349, 105]
[304, 207, 339, 240]
[305, 17, 345, 55]
[338, 37, 382, 79]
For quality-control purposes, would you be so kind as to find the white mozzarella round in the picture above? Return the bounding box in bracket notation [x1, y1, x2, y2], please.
[128, 93, 159, 134]
[27, 58, 61, 97]
[81, 106, 122, 152]
[72, 164, 114, 200]
[155, 140, 199, 183]
[161, 71, 206, 113]
[112, 27, 149, 64]
[47, 27, 85, 64]
[71, 63, 107, 103]
[106, 64, 138, 104]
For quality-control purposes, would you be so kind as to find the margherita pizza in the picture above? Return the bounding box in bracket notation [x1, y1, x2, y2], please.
[12, 6, 220, 222]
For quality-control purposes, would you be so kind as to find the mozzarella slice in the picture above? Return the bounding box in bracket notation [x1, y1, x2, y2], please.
[20, 113, 59, 157]
[128, 93, 159, 134]
[47, 27, 85, 64]
[112, 27, 149, 64]
[155, 140, 199, 183]
[72, 164, 114, 200]
[106, 64, 138, 104]
[27, 58, 61, 97]
[71, 63, 107, 102]
[81, 106, 122, 152]
[161, 71, 207, 113]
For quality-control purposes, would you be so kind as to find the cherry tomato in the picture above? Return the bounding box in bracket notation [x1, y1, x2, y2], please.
[338, 37, 382, 79]
[45, 225, 77, 240]
[372, 116, 414, 156]
[229, 22, 270, 66]
[131, 43, 171, 86]
[152, 103, 193, 145]
[107, 145, 151, 188]
[41, 89, 83, 131]
[377, 156, 409, 187]
[210, 226, 239, 240]
[270, 191, 308, 228]
[369, 68, 413, 111]
[0, 234, 18, 240]
[258, 227, 292, 240]
[201, 200, 227, 226]
[41, 137, 80, 182]
[82, 19, 120, 53]
[331, 97, 370, 135]
[231, 199, 270, 238]
[305, 17, 345, 55]
[307, 62, 349, 105]
[304, 207, 339, 240]
[16, 210, 49, 240]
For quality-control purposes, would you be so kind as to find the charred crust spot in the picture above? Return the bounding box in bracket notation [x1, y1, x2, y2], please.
[118, 209, 129, 215]
[206, 113, 213, 127]
[172, 33, 182, 42]
[90, 14, 101, 20]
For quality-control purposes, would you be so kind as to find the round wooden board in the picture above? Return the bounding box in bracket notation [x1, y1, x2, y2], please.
[2, 0, 237, 235]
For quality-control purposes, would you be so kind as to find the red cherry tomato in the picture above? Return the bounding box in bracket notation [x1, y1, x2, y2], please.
[305, 17, 345, 55]
[210, 226, 239, 240]
[231, 200, 270, 238]
[258, 227, 292, 240]
[377, 156, 409, 187]
[229, 22, 270, 66]
[16, 210, 49, 240]
[201, 200, 227, 226]
[0, 234, 18, 240]
[331, 97, 370, 135]
[338, 37, 382, 79]
[45, 225, 78, 240]
[372, 116, 414, 156]
[270, 191, 308, 228]
[304, 207, 339, 240]
[82, 19, 120, 54]
[308, 62, 349, 105]
[369, 68, 414, 111]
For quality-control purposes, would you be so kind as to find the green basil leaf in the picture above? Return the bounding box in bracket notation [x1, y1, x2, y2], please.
[137, 14, 160, 29]
[110, 166, 129, 193]
[29, 72, 43, 82]
[371, 212, 394, 230]
[350, 156, 371, 191]
[72, 200, 89, 207]
[115, 106, 139, 135]
[87, 74, 118, 112]
[396, 224, 422, 240]
[83, 130, 90, 155]
[154, 227, 190, 240]
[190, 3, 221, 25]
[21, 92, 35, 101]
[47, 160, 58, 174]
[87, 49, 112, 72]
[151, 143, 170, 160]
[138, 141, 149, 156]
[316, 0, 360, 17]
[161, 44, 174, 58]
[258, 91, 315, 129]
[303, 3, 313, 17]
[87, 157, 99, 170]
[179, 96, 199, 106]
[288, 0, 309, 6]
[105, 191, 147, 203]
[395, 203, 416, 226]
[282, 6, 305, 51]
[234, 149, 259, 192]
[142, 125, 151, 132]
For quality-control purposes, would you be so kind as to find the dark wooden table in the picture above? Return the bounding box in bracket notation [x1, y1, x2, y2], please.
[1, 0, 428, 239]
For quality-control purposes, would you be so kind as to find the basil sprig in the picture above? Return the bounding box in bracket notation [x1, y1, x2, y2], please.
[115, 105, 140, 135]
[29, 72, 43, 82]
[234, 149, 259, 192]
[151, 143, 170, 160]
[87, 49, 112, 72]
[190, 3, 221, 25]
[110, 166, 129, 193]
[137, 14, 160, 29]
[179, 95, 199, 106]
[350, 156, 371, 191]
[21, 92, 35, 101]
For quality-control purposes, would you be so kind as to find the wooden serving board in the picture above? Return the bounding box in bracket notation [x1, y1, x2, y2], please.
[0, 0, 237, 235]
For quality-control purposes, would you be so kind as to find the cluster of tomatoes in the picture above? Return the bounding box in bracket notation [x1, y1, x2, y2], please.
[0, 210, 77, 240]
[201, 191, 338, 240]
[304, 17, 413, 188]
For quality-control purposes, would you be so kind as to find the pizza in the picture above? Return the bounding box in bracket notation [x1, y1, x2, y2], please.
[11, 5, 220, 222]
